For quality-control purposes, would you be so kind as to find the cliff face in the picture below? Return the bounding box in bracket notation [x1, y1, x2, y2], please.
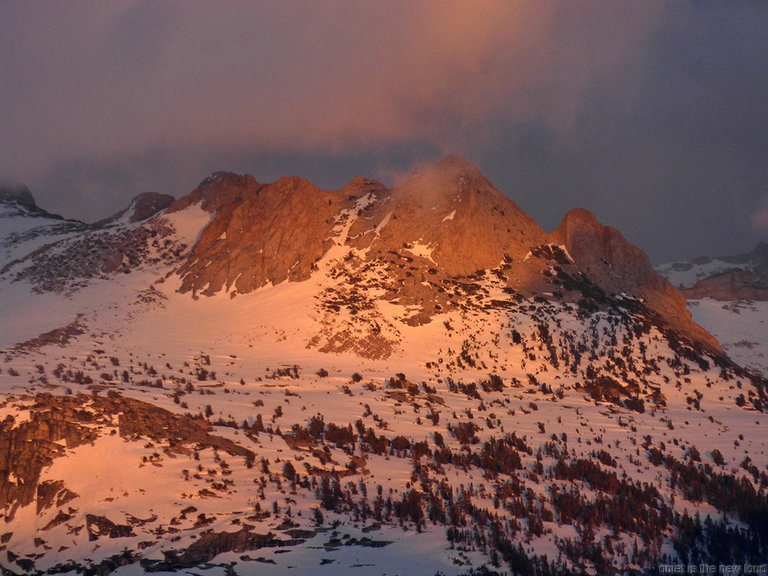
[0, 157, 719, 354]
[551, 209, 720, 351]
[348, 156, 547, 276]
[172, 157, 549, 297]
[167, 157, 717, 352]
[173, 172, 385, 296]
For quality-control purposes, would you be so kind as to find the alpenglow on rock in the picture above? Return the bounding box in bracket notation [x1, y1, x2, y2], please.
[4, 155, 768, 576]
[167, 156, 716, 352]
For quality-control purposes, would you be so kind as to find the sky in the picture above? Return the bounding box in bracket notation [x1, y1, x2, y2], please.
[1, 1, 767, 263]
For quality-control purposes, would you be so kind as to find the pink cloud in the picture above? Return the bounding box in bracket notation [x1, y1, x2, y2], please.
[1, 1, 665, 178]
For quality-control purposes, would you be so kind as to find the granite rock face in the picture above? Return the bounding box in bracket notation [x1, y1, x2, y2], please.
[173, 172, 385, 296]
[349, 156, 548, 275]
[550, 208, 719, 351]
[174, 158, 548, 298]
[0, 157, 721, 354]
[168, 157, 717, 352]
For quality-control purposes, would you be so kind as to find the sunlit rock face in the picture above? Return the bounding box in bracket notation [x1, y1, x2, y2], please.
[0, 156, 719, 354]
[172, 172, 384, 296]
[4, 156, 768, 575]
[351, 155, 548, 275]
[551, 208, 720, 352]
[169, 156, 717, 352]
[173, 156, 546, 296]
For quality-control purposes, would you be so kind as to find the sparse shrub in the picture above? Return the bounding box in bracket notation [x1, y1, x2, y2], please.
[450, 421, 479, 445]
[282, 461, 296, 481]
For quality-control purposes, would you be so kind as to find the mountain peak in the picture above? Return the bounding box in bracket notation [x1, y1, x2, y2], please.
[435, 153, 483, 173]
[551, 208, 720, 351]
[93, 192, 175, 228]
[363, 157, 545, 275]
[169, 172, 262, 214]
[166, 161, 717, 350]
[0, 182, 36, 209]
[392, 155, 493, 207]
[0, 182, 71, 222]
[127, 192, 175, 223]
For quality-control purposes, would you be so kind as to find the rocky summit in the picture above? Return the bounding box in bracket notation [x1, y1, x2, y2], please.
[166, 156, 714, 352]
[0, 157, 766, 575]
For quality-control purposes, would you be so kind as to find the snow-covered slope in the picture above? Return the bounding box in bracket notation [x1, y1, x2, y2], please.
[657, 259, 753, 290]
[1, 161, 767, 576]
[687, 299, 768, 377]
[658, 242, 768, 379]
[658, 242, 768, 297]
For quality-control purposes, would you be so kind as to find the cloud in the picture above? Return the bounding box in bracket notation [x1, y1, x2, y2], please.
[752, 196, 768, 232]
[0, 1, 663, 176]
[2, 1, 767, 262]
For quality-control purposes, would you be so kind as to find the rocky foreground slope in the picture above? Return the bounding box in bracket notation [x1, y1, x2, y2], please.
[0, 158, 766, 575]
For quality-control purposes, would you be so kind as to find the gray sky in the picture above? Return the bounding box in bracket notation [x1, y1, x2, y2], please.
[2, 1, 767, 263]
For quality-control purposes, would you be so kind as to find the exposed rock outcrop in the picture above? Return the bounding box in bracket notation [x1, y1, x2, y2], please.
[143, 527, 303, 571]
[1, 156, 721, 354]
[94, 192, 175, 227]
[550, 209, 720, 351]
[127, 192, 175, 222]
[349, 156, 547, 276]
[174, 172, 385, 296]
[5, 218, 186, 292]
[0, 400, 100, 520]
[168, 171, 263, 214]
[86, 514, 135, 541]
[167, 156, 719, 353]
[683, 268, 768, 301]
[0, 393, 255, 521]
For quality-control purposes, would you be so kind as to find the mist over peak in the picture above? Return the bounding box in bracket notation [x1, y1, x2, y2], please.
[0, 181, 36, 209]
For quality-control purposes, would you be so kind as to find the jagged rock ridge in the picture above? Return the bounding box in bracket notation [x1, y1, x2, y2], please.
[171, 156, 717, 352]
[2, 159, 768, 575]
[0, 157, 719, 355]
[550, 209, 719, 350]
[172, 171, 385, 296]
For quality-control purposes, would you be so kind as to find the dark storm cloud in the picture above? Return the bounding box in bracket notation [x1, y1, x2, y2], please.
[1, 1, 766, 262]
